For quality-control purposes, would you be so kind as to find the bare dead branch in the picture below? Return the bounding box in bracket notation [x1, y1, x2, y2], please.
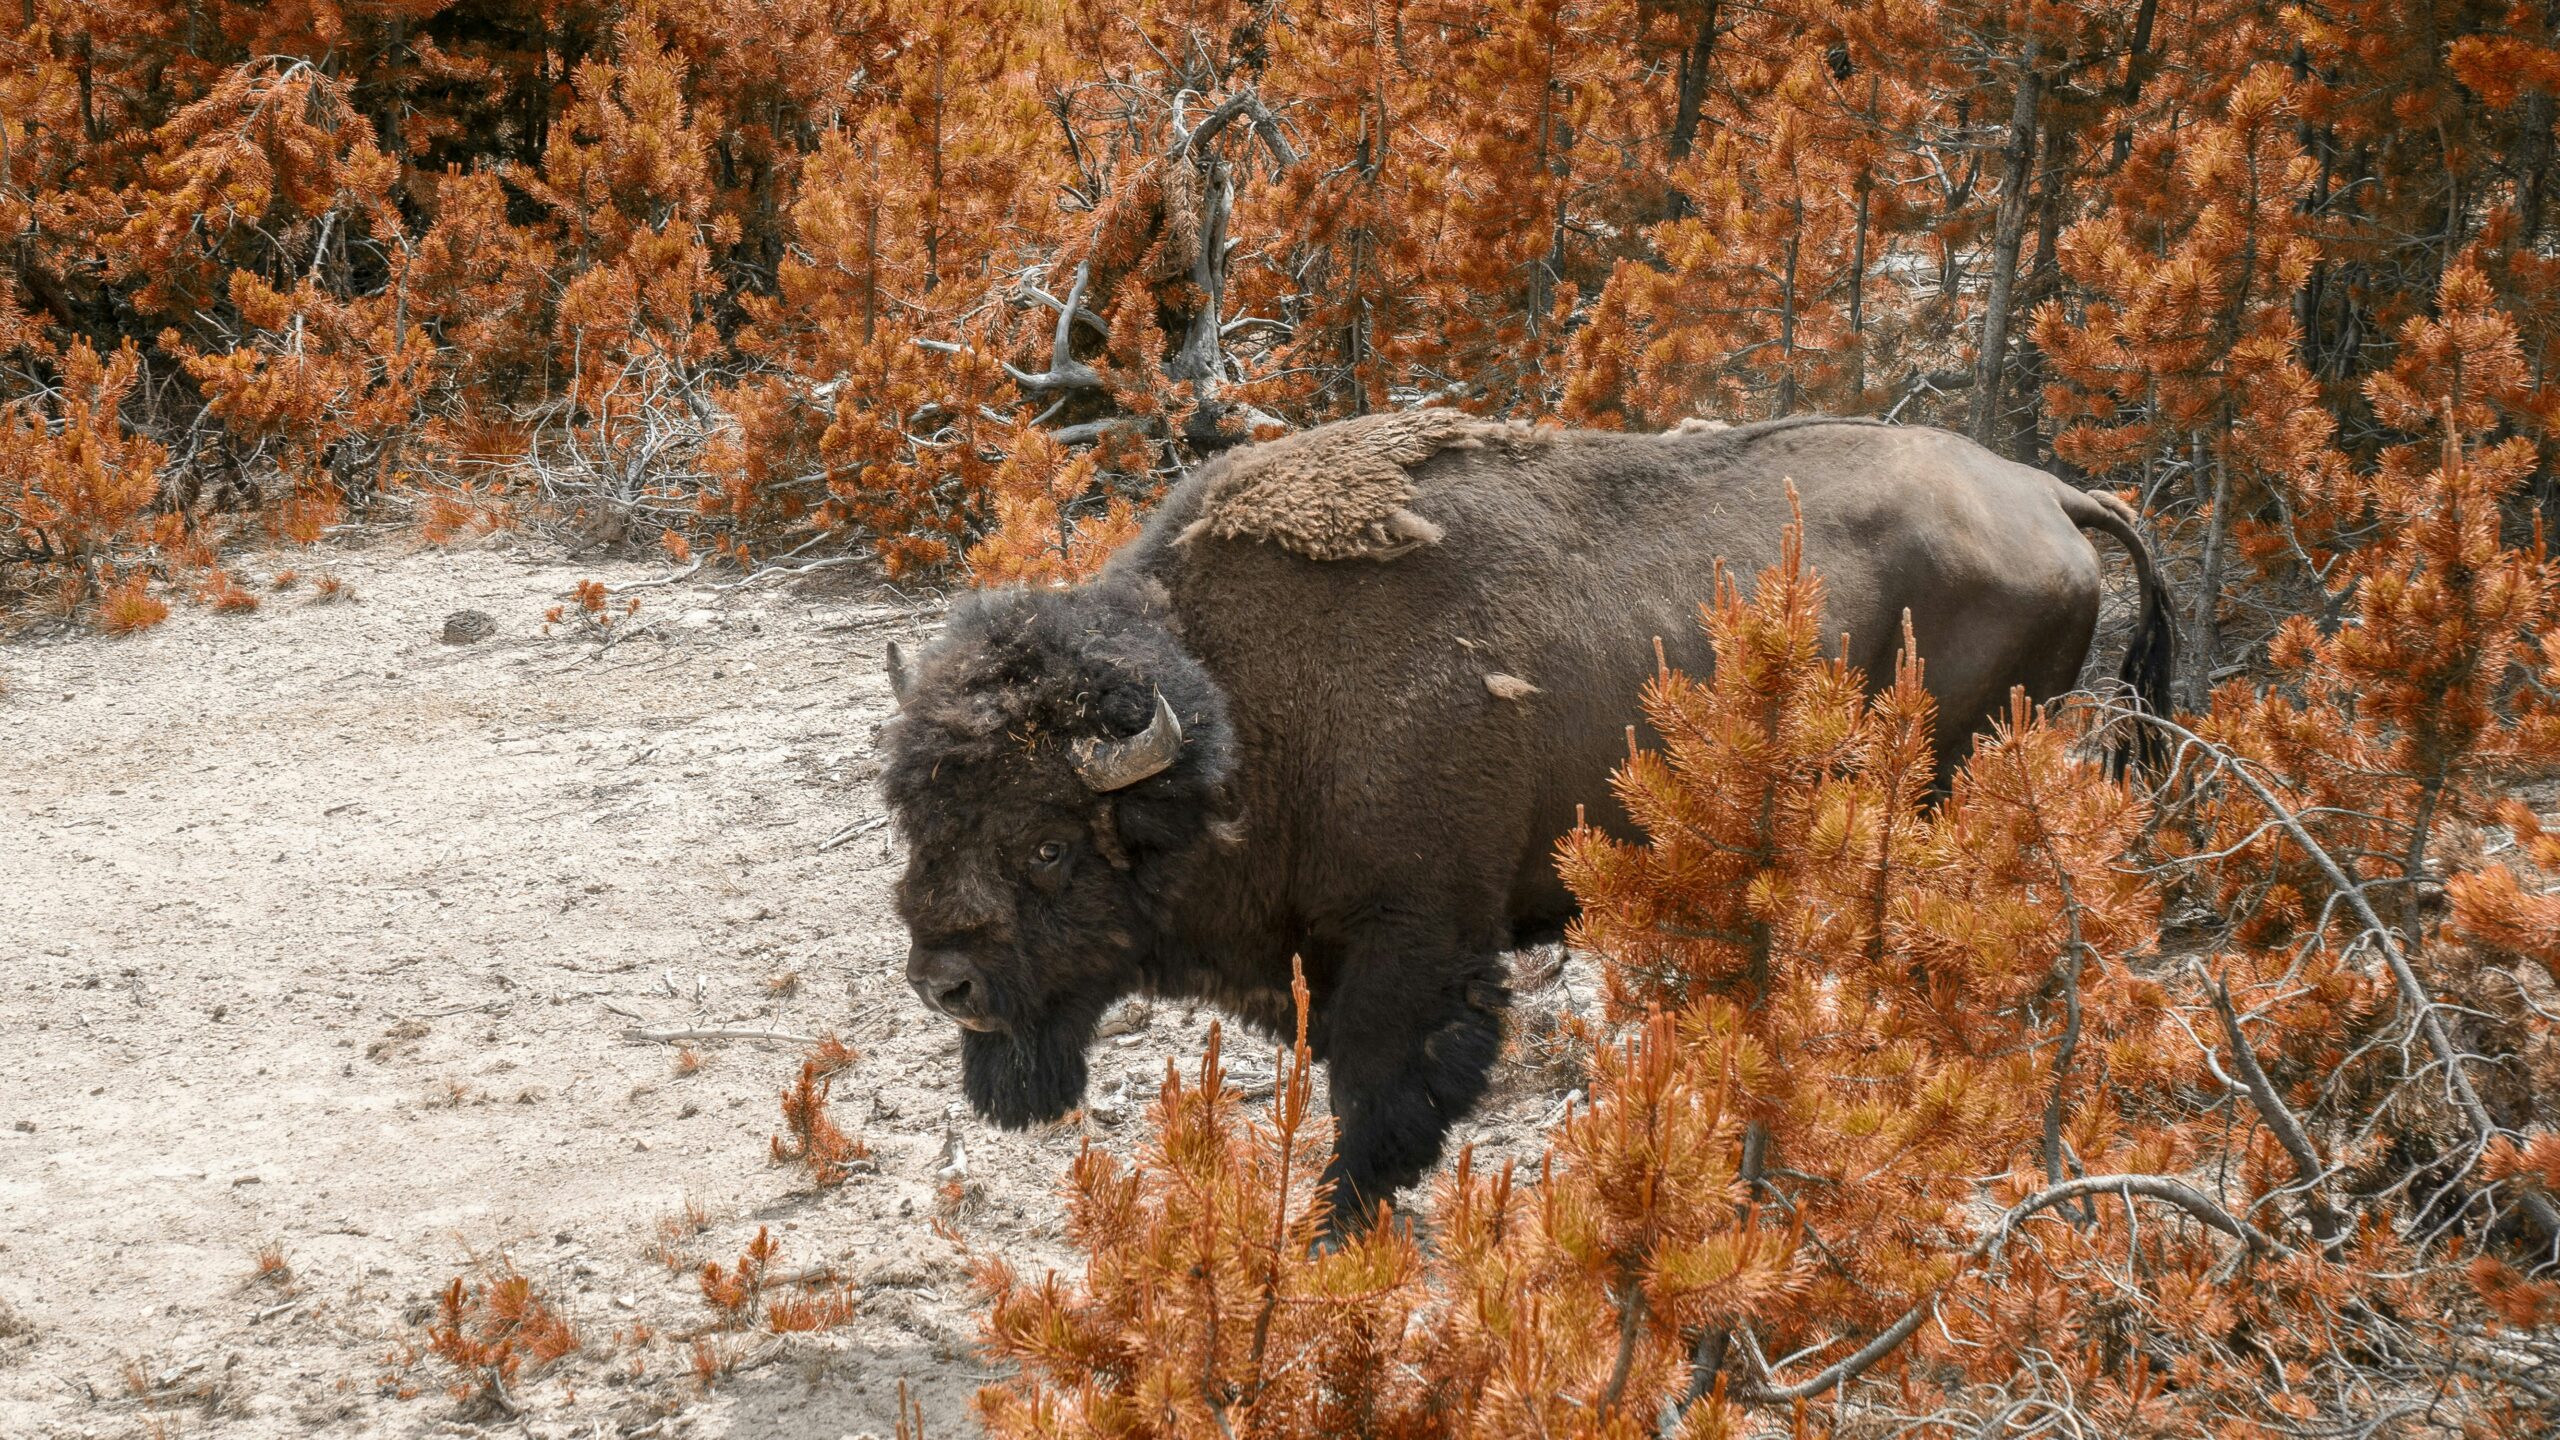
[1003, 261, 1109, 394]
[1019, 278, 1109, 340]
[2128, 711, 2560, 1244]
[2209, 974, 2349, 1252]
[1172, 89, 1298, 171]
[1730, 1173, 2287, 1407]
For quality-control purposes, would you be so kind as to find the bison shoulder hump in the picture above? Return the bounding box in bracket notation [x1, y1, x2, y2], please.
[1175, 408, 1526, 562]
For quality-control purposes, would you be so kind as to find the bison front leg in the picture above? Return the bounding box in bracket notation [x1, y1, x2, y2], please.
[1313, 935, 1509, 1230]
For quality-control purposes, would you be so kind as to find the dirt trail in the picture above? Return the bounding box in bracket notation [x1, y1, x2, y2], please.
[0, 536, 1579, 1439]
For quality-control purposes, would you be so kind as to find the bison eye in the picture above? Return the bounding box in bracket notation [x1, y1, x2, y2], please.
[1032, 841, 1065, 870]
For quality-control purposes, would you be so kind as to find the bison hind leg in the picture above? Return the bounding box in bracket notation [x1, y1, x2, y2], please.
[1317, 952, 1509, 1231]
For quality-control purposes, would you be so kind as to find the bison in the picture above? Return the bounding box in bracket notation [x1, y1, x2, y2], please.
[877, 412, 2171, 1224]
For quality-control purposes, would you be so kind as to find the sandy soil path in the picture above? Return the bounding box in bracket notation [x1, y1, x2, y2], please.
[0, 536, 1579, 1439]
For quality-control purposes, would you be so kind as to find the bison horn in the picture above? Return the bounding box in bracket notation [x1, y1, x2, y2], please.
[1073, 691, 1184, 792]
[886, 640, 914, 707]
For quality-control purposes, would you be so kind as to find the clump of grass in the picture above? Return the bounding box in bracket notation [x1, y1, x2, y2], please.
[652, 1198, 712, 1273]
[248, 1244, 294, 1291]
[420, 1264, 581, 1416]
[100, 578, 169, 634]
[698, 1226, 856, 1335]
[197, 570, 260, 613]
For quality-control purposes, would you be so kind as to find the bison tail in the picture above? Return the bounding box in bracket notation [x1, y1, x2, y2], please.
[2065, 489, 2177, 779]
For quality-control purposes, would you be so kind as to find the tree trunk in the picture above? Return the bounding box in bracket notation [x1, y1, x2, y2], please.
[1850, 169, 1871, 403]
[1969, 30, 2042, 445]
[1777, 217, 1800, 416]
[1661, 2, 1719, 220]
[2109, 0, 2159, 170]
[2515, 7, 2556, 252]
[2005, 123, 2067, 462]
[1681, 1120, 1767, 1406]
[2184, 438, 2231, 710]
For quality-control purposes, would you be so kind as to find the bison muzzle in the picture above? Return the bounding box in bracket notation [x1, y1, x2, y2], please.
[875, 413, 2172, 1227]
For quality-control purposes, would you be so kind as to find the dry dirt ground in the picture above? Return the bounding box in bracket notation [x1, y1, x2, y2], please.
[0, 533, 1587, 1439]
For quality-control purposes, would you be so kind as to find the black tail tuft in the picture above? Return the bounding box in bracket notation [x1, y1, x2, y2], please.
[2065, 488, 2178, 780]
[2112, 553, 2176, 779]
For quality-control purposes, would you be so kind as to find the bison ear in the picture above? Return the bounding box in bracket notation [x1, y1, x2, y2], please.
[886, 640, 914, 707]
[1072, 690, 1184, 792]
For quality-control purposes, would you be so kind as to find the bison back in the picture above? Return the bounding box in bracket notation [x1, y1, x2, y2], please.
[1113, 418, 2105, 945]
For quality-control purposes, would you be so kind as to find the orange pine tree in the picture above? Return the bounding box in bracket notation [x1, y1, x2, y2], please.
[977, 521, 2559, 1434]
[0, 340, 169, 611]
[2036, 61, 2339, 706]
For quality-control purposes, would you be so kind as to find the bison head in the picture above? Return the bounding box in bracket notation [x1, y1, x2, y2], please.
[877, 580, 1236, 1129]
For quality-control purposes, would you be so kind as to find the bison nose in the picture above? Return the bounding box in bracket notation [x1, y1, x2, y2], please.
[907, 948, 995, 1029]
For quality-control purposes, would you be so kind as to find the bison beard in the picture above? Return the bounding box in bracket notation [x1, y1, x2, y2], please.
[959, 1001, 1103, 1130]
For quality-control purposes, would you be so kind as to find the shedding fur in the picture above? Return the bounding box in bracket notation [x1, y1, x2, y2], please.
[1175, 408, 1518, 561]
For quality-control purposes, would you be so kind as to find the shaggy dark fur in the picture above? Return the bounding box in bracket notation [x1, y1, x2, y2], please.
[879, 414, 2173, 1227]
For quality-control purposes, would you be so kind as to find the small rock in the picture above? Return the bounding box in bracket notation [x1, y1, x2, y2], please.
[1088, 1077, 1131, 1126]
[1095, 999, 1152, 1039]
[11, 1120, 30, 1133]
[1542, 1088, 1586, 1127]
[439, 609, 497, 644]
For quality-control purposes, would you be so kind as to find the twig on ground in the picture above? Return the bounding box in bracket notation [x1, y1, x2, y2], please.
[609, 559, 708, 595]
[414, 999, 512, 1019]
[819, 816, 888, 852]
[622, 1026, 819, 1047]
[709, 555, 867, 593]
[819, 612, 931, 635]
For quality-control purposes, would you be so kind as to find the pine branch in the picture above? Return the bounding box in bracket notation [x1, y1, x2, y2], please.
[1729, 1174, 2288, 1407]
[2130, 710, 2560, 1246]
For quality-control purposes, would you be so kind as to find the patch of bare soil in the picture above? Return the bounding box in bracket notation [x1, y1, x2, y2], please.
[0, 535, 1587, 1439]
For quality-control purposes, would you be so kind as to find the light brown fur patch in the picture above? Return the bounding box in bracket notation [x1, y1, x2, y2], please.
[1177, 409, 1522, 561]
